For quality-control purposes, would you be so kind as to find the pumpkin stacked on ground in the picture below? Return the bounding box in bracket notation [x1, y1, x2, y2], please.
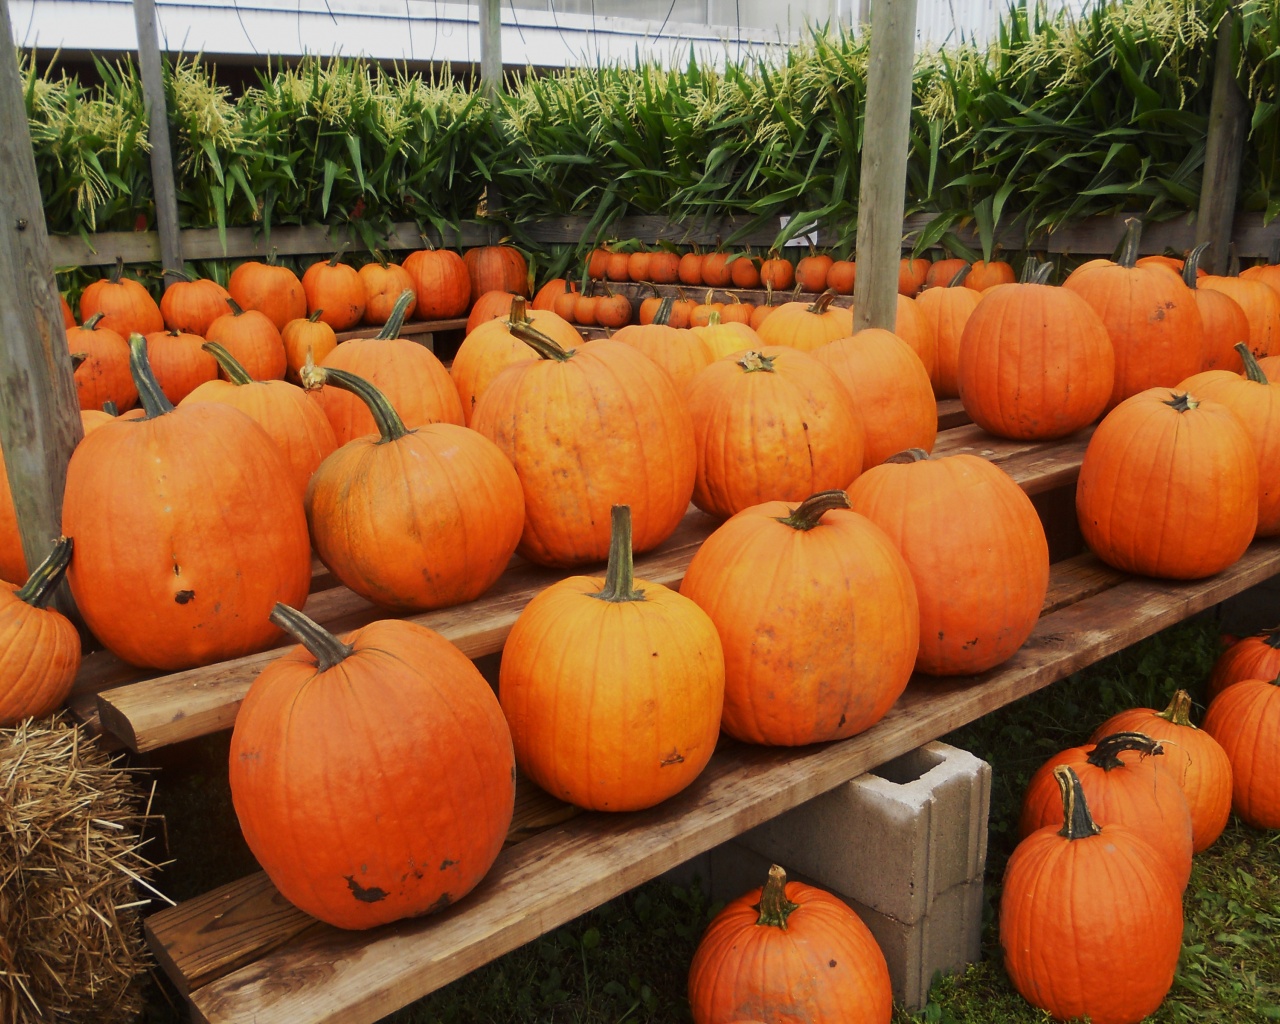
[1181, 244, 1249, 371]
[160, 271, 231, 337]
[66, 314, 137, 412]
[0, 447, 25, 584]
[1199, 271, 1280, 361]
[1203, 674, 1280, 829]
[143, 328, 218, 403]
[205, 299, 287, 381]
[280, 311, 337, 383]
[612, 298, 714, 396]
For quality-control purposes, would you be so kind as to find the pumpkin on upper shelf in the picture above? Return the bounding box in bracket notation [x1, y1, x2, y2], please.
[205, 298, 287, 381]
[357, 255, 417, 326]
[464, 245, 529, 302]
[227, 252, 307, 330]
[403, 246, 471, 319]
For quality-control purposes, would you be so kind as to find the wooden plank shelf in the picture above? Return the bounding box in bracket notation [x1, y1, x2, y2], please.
[334, 317, 468, 345]
[144, 539, 1280, 1024]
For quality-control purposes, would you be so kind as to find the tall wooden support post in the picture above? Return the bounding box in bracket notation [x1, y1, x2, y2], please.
[479, 0, 502, 101]
[853, 0, 918, 331]
[0, 0, 83, 592]
[133, 0, 183, 274]
[1195, 3, 1246, 275]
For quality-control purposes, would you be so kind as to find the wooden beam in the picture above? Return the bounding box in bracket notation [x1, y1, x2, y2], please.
[131, 0, 183, 275]
[853, 0, 919, 332]
[1195, 3, 1248, 274]
[479, 0, 502, 100]
[0, 0, 83, 590]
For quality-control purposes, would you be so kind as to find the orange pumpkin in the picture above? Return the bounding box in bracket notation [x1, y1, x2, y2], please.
[1203, 674, 1280, 829]
[827, 258, 857, 295]
[893, 294, 937, 380]
[689, 291, 723, 328]
[0, 538, 81, 727]
[66, 314, 138, 412]
[227, 253, 307, 331]
[914, 266, 981, 397]
[229, 605, 515, 930]
[205, 299, 287, 381]
[897, 256, 930, 297]
[464, 245, 529, 302]
[691, 312, 763, 360]
[59, 294, 75, 328]
[1240, 259, 1280, 297]
[612, 298, 715, 396]
[1209, 625, 1280, 701]
[729, 254, 761, 289]
[604, 251, 630, 282]
[63, 336, 311, 670]
[78, 257, 163, 338]
[402, 246, 471, 319]
[467, 290, 519, 335]
[678, 252, 704, 286]
[688, 864, 891, 1024]
[964, 259, 1015, 291]
[1182, 244, 1250, 372]
[594, 287, 632, 329]
[587, 248, 611, 280]
[302, 249, 366, 330]
[925, 258, 968, 289]
[357, 257, 417, 325]
[795, 253, 833, 292]
[680, 490, 919, 745]
[143, 328, 218, 403]
[627, 250, 652, 283]
[759, 255, 795, 290]
[160, 270, 231, 337]
[1199, 273, 1280, 361]
[648, 250, 681, 284]
[755, 290, 854, 351]
[280, 311, 338, 385]
[1137, 254, 1189, 275]
[500, 505, 724, 811]
[553, 282, 582, 323]
[700, 252, 733, 288]
[532, 277, 570, 311]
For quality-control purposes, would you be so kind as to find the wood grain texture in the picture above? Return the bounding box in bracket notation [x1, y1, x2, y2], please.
[179, 539, 1280, 1024]
[132, 0, 183, 274]
[1195, 4, 1248, 273]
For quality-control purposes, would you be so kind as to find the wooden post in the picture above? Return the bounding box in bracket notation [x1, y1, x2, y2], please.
[1195, 3, 1247, 275]
[132, 0, 183, 274]
[853, 0, 918, 332]
[0, 0, 84, 591]
[479, 0, 502, 101]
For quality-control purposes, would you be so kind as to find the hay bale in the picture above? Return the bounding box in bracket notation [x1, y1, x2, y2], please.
[0, 716, 165, 1024]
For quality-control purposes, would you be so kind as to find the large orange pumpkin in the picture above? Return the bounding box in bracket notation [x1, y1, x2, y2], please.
[143, 328, 218, 404]
[302, 249, 366, 331]
[812, 329, 936, 471]
[66, 314, 138, 412]
[1209, 626, 1280, 701]
[755, 291, 854, 351]
[500, 505, 724, 811]
[160, 270, 231, 337]
[302, 364, 523, 611]
[1182, 244, 1249, 371]
[1201, 272, 1280, 361]
[280, 311, 338, 384]
[1076, 388, 1257, 579]
[1092, 690, 1232, 852]
[205, 299, 287, 381]
[357, 257, 417, 326]
[1001, 766, 1183, 1024]
[227, 253, 307, 331]
[1203, 674, 1280, 829]
[688, 864, 892, 1024]
[62, 336, 312, 670]
[402, 247, 471, 319]
[464, 245, 529, 302]
[681, 490, 918, 745]
[612, 298, 715, 396]
[958, 261, 1114, 439]
[78, 258, 163, 338]
[229, 605, 515, 930]
[914, 267, 981, 397]
[472, 324, 695, 567]
[0, 537, 81, 727]
[685, 349, 864, 520]
[849, 450, 1049, 675]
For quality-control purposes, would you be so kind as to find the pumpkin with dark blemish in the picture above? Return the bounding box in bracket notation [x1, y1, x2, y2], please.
[230, 604, 515, 930]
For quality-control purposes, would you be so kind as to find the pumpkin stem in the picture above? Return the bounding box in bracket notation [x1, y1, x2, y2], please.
[108, 256, 124, 285]
[226, 297, 246, 317]
[1265, 625, 1280, 649]
[1055, 765, 1102, 840]
[1164, 391, 1199, 413]
[374, 290, 415, 340]
[300, 364, 407, 443]
[162, 267, 195, 283]
[755, 865, 800, 929]
[1156, 690, 1196, 728]
[201, 342, 256, 385]
[102, 400, 118, 416]
[1118, 218, 1143, 269]
[326, 242, 350, 268]
[307, 309, 324, 323]
[884, 448, 931, 464]
[948, 264, 972, 287]
[82, 312, 106, 331]
[129, 334, 174, 418]
[269, 603, 354, 672]
[653, 296, 674, 327]
[69, 352, 88, 371]
[266, 248, 280, 267]
[592, 505, 645, 603]
[510, 320, 574, 362]
[737, 350, 776, 374]
[707, 310, 722, 327]
[1029, 262, 1054, 285]
[506, 295, 532, 326]
[807, 290, 837, 314]
[15, 537, 73, 609]
[1086, 731, 1164, 770]
[1234, 342, 1270, 384]
[777, 489, 852, 531]
[372, 249, 390, 270]
[1183, 242, 1210, 289]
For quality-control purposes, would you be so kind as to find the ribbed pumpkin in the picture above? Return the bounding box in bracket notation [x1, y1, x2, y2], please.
[827, 259, 857, 295]
[812, 329, 936, 471]
[402, 246, 471, 319]
[1076, 388, 1257, 579]
[144, 327, 218, 403]
[205, 298, 287, 381]
[0, 538, 81, 727]
[925, 258, 968, 289]
[1137, 254, 1189, 276]
[451, 296, 583, 424]
[227, 253, 307, 330]
[720, 296, 754, 325]
[471, 323, 696, 567]
[1064, 221, 1205, 409]
[1241, 258, 1280, 297]
[229, 604, 515, 930]
[681, 490, 919, 746]
[679, 252, 704, 286]
[795, 253, 833, 292]
[755, 291, 854, 351]
[181, 343, 337, 501]
[700, 252, 732, 288]
[357, 256, 417, 325]
[587, 248, 611, 280]
[500, 505, 723, 811]
[1001, 766, 1183, 1024]
[464, 245, 529, 302]
[892, 294, 938, 379]
[689, 291, 722, 329]
[964, 259, 1015, 291]
[66, 314, 138, 411]
[0, 445, 26, 583]
[80, 404, 144, 436]
[280, 311, 337, 384]
[466, 290, 519, 335]
[898, 257, 930, 297]
[613, 298, 714, 396]
[626, 251, 652, 283]
[915, 265, 981, 397]
[1019, 732, 1194, 890]
[605, 251, 630, 282]
[531, 277, 570, 311]
[160, 270, 231, 337]
[316, 292, 464, 444]
[1093, 690, 1232, 852]
[730, 254, 761, 289]
[302, 249, 366, 330]
[686, 349, 864, 520]
[688, 864, 892, 1024]
[1182, 244, 1249, 371]
[63, 336, 311, 670]
[692, 312, 763, 360]
[302, 365, 522, 611]
[760, 255, 795, 290]
[958, 260, 1114, 439]
[648, 250, 681, 284]
[594, 287, 632, 329]
[1203, 674, 1280, 829]
[1209, 626, 1280, 701]
[78, 257, 163, 338]
[849, 450, 1048, 675]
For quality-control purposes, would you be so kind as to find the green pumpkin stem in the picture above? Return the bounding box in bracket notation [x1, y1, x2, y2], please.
[128, 334, 174, 418]
[1265, 625, 1280, 649]
[510, 320, 574, 362]
[102, 401, 118, 416]
[1055, 766, 1102, 840]
[1184, 242, 1211, 289]
[884, 448, 931, 464]
[1234, 342, 1270, 384]
[108, 256, 124, 285]
[1086, 731, 1163, 770]
[162, 267, 195, 283]
[1165, 391, 1199, 413]
[374, 290, 416, 340]
[327, 242, 350, 268]
[15, 537, 74, 609]
[308, 309, 324, 323]
[737, 350, 776, 374]
[1029, 262, 1054, 285]
[1156, 690, 1196, 728]
[807, 290, 837, 314]
[269, 603, 354, 672]
[707, 310, 722, 327]
[299, 364, 407, 443]
[593, 505, 645, 603]
[82, 312, 106, 331]
[653, 296, 674, 327]
[1020, 257, 1040, 284]
[226, 297, 246, 317]
[778, 489, 852, 531]
[201, 342, 255, 385]
[266, 248, 280, 267]
[506, 295, 531, 326]
[1118, 218, 1143, 269]
[949, 264, 972, 287]
[755, 864, 800, 929]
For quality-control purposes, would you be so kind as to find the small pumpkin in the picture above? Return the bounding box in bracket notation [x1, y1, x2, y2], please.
[759, 254, 795, 290]
[925, 258, 968, 289]
[59, 294, 75, 328]
[1209, 625, 1280, 701]
[280, 311, 338, 384]
[626, 249, 652, 282]
[648, 250, 681, 284]
[605, 251, 630, 282]
[594, 286, 632, 329]
[227, 251, 307, 330]
[691, 311, 764, 361]
[678, 252, 704, 286]
[755, 290, 854, 352]
[357, 255, 417, 326]
[143, 327, 218, 403]
[700, 253, 733, 288]
[964, 258, 1015, 291]
[795, 253, 834, 292]
[1202, 673, 1280, 829]
[403, 246, 471, 319]
[205, 298, 287, 381]
[66, 313, 138, 412]
[897, 257, 930, 297]
[78, 257, 163, 338]
[302, 247, 366, 330]
[464, 245, 529, 302]
[827, 258, 857, 295]
[587, 248, 611, 280]
[729, 254, 761, 289]
[160, 270, 231, 337]
[532, 277, 570, 311]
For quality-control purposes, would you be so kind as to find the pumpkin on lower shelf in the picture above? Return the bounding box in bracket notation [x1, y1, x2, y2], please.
[688, 864, 892, 1024]
[229, 604, 516, 930]
[1203, 673, 1280, 829]
[1208, 625, 1280, 701]
[1001, 766, 1183, 1024]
